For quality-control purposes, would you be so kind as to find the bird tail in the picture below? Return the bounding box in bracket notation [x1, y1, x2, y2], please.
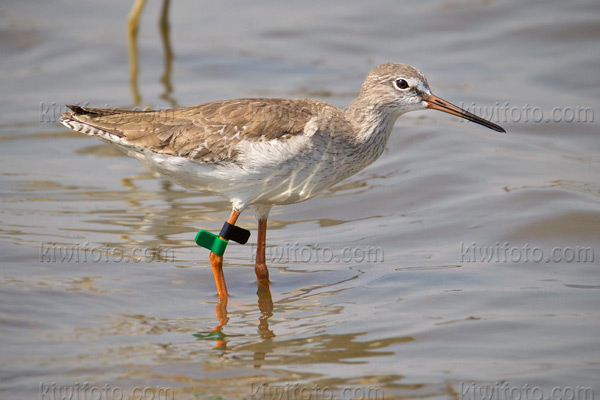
[61, 105, 128, 140]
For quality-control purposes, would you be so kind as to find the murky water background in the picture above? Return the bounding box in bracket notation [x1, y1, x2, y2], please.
[1, 0, 599, 399]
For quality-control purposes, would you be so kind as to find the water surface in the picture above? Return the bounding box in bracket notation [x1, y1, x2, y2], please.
[1, 0, 599, 399]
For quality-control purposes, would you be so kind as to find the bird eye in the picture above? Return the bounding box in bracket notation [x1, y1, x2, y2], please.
[395, 79, 409, 90]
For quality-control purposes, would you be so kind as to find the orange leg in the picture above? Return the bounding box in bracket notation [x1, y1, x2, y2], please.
[210, 209, 240, 298]
[255, 217, 270, 285]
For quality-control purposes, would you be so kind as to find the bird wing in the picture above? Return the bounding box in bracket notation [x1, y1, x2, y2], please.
[61, 98, 323, 163]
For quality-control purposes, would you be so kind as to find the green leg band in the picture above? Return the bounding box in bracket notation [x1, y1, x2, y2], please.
[195, 230, 229, 255]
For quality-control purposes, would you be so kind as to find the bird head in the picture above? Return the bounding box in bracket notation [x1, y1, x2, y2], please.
[359, 63, 505, 133]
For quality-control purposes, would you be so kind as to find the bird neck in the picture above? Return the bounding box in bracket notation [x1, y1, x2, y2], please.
[345, 96, 400, 147]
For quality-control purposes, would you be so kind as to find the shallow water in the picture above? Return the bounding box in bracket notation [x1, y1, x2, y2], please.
[1, 0, 599, 399]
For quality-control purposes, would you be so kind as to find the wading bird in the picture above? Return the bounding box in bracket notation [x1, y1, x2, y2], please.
[62, 63, 505, 297]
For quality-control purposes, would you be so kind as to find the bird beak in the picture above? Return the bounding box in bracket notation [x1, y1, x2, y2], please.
[426, 94, 506, 133]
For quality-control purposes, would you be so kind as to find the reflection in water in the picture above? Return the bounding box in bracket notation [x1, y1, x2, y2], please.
[257, 283, 275, 340]
[193, 297, 230, 355]
[128, 0, 177, 106]
[235, 328, 414, 370]
[254, 282, 275, 368]
[99, 171, 195, 260]
[194, 283, 275, 362]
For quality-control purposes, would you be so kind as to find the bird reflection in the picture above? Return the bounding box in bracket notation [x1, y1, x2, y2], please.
[254, 282, 275, 367]
[128, 0, 177, 106]
[257, 282, 275, 340]
[194, 282, 275, 359]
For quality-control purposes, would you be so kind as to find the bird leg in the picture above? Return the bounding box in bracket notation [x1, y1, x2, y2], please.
[158, 0, 177, 106]
[210, 209, 240, 298]
[127, 0, 146, 105]
[255, 217, 270, 285]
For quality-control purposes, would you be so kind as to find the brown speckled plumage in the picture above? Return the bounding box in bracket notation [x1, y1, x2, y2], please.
[62, 98, 342, 164]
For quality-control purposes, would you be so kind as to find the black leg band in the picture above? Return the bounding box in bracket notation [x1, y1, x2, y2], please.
[219, 222, 251, 245]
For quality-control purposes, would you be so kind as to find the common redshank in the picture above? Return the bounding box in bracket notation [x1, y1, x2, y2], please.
[61, 63, 505, 297]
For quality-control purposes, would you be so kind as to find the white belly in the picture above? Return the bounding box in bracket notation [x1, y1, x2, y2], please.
[131, 132, 364, 210]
